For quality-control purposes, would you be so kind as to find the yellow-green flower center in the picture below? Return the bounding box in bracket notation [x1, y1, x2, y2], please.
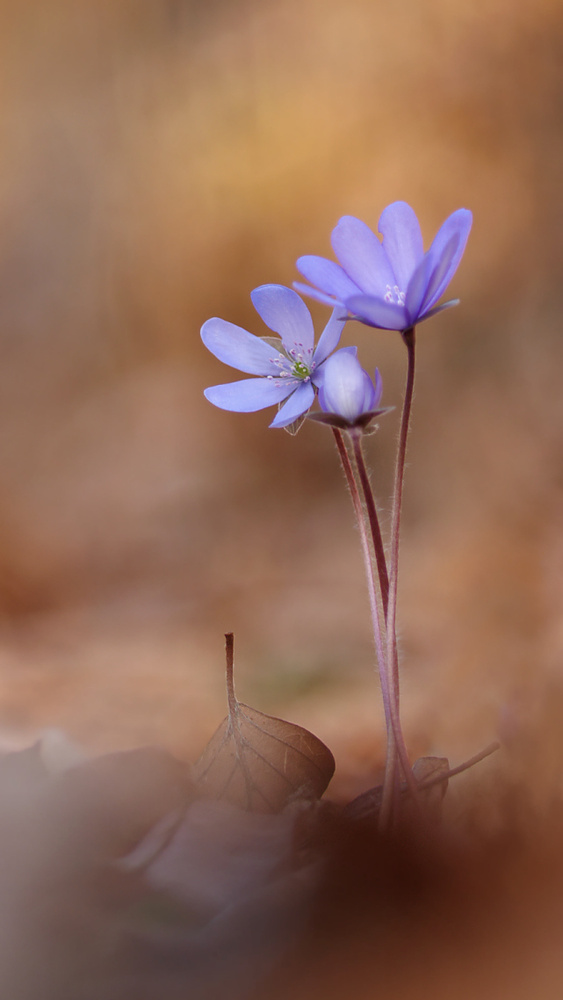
[292, 360, 311, 380]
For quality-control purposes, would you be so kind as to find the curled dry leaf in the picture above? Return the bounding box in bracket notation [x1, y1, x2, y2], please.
[193, 634, 335, 813]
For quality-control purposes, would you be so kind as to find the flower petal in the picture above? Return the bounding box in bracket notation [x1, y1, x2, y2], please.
[373, 367, 383, 408]
[378, 202, 424, 290]
[315, 343, 357, 390]
[405, 209, 471, 321]
[345, 294, 410, 331]
[296, 256, 362, 303]
[319, 350, 375, 422]
[405, 233, 457, 321]
[404, 253, 432, 321]
[331, 216, 395, 296]
[201, 318, 282, 376]
[292, 282, 342, 307]
[312, 307, 346, 367]
[269, 380, 315, 428]
[204, 377, 292, 412]
[419, 208, 472, 312]
[250, 285, 315, 357]
[357, 371, 377, 414]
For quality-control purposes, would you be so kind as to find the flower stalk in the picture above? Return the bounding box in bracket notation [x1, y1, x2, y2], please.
[331, 429, 394, 742]
[349, 429, 389, 618]
[385, 326, 420, 804]
[332, 427, 403, 827]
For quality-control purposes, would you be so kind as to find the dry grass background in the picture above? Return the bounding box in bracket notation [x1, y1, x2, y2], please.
[0, 0, 561, 808]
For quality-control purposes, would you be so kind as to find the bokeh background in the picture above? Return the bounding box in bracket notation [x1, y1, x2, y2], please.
[0, 0, 561, 799]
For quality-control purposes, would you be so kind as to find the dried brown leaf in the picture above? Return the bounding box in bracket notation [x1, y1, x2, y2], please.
[193, 635, 335, 813]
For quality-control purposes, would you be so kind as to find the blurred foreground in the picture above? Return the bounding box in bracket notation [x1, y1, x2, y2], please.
[2, 718, 563, 1000]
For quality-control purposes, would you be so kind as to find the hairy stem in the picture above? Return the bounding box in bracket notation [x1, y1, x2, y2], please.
[385, 327, 421, 805]
[348, 426, 398, 823]
[331, 427, 397, 825]
[350, 430, 389, 618]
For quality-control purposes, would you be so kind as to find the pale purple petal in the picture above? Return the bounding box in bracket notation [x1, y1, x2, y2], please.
[296, 256, 362, 303]
[378, 202, 424, 290]
[418, 208, 472, 312]
[331, 216, 395, 296]
[269, 380, 315, 428]
[204, 377, 292, 412]
[357, 371, 377, 413]
[292, 282, 342, 308]
[373, 367, 383, 408]
[201, 318, 282, 376]
[315, 344, 357, 390]
[406, 232, 460, 322]
[319, 350, 375, 422]
[250, 285, 314, 356]
[345, 294, 410, 331]
[404, 251, 432, 322]
[312, 307, 346, 367]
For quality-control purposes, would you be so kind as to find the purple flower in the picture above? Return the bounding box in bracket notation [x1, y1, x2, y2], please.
[201, 285, 345, 428]
[309, 348, 388, 430]
[295, 201, 472, 331]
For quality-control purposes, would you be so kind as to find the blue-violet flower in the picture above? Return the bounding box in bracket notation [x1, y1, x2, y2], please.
[295, 201, 472, 331]
[309, 348, 388, 430]
[201, 284, 345, 428]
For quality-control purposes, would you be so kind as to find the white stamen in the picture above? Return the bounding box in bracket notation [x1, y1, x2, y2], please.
[385, 284, 406, 305]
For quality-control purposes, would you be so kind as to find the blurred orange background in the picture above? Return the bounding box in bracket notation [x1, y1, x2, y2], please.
[0, 0, 561, 800]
